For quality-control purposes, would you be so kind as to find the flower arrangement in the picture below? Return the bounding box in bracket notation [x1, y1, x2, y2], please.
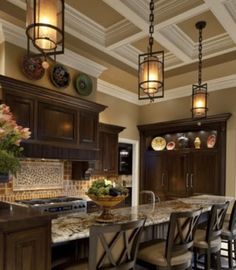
[87, 179, 129, 197]
[0, 104, 31, 175]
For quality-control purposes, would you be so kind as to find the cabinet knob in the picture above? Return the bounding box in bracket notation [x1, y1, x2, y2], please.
[190, 173, 193, 188]
[186, 173, 189, 188]
[161, 173, 165, 187]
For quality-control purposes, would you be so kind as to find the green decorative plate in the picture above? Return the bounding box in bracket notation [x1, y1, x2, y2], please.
[75, 73, 93, 96]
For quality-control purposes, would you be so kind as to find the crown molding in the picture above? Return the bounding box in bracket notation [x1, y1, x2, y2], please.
[97, 79, 139, 105]
[98, 75, 236, 106]
[0, 19, 106, 78]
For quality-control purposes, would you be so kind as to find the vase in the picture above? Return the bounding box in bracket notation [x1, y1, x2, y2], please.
[0, 173, 9, 183]
[87, 194, 127, 222]
[194, 137, 201, 149]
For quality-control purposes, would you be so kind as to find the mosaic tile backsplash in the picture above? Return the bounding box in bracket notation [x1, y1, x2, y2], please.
[13, 161, 64, 191]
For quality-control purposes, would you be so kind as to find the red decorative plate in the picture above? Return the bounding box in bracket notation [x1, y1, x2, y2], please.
[166, 141, 175, 150]
[207, 134, 216, 148]
[22, 55, 45, 80]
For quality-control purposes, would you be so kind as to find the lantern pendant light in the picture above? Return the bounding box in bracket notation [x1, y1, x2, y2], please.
[138, 0, 164, 102]
[192, 21, 208, 118]
[26, 0, 65, 67]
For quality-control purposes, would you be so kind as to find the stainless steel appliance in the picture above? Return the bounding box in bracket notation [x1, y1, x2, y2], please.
[16, 196, 87, 214]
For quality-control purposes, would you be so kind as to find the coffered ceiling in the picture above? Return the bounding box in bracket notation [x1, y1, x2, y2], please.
[1, 0, 236, 101]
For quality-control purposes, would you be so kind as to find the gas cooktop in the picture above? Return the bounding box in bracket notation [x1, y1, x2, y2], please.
[16, 196, 87, 214]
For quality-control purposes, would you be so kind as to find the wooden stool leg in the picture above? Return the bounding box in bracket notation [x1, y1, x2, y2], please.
[216, 250, 221, 270]
[205, 251, 211, 270]
[194, 248, 198, 270]
[228, 240, 233, 269]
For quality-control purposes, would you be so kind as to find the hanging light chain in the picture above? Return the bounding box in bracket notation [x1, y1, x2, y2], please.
[198, 26, 203, 85]
[149, 0, 154, 54]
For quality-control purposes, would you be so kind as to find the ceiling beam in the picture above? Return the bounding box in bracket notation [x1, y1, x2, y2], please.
[204, 0, 236, 44]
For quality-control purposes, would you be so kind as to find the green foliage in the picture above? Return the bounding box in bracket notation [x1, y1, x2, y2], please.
[87, 179, 129, 197]
[0, 150, 20, 175]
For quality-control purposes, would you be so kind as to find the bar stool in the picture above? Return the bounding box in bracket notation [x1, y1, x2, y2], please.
[193, 201, 229, 270]
[140, 190, 160, 204]
[137, 209, 202, 270]
[64, 218, 146, 270]
[221, 200, 236, 269]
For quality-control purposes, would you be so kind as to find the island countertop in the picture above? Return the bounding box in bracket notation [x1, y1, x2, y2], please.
[52, 194, 233, 244]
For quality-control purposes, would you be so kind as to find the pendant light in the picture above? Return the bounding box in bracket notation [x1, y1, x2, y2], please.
[26, 0, 65, 68]
[138, 0, 164, 102]
[192, 21, 208, 118]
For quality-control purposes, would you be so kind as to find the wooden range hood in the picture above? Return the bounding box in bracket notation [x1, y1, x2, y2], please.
[0, 75, 107, 160]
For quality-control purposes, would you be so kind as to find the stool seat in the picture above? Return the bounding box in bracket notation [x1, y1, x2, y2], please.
[194, 229, 221, 250]
[138, 241, 192, 267]
[222, 221, 236, 237]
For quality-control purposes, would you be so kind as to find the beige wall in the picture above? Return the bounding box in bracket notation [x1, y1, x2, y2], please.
[96, 92, 140, 140]
[0, 42, 5, 75]
[139, 88, 236, 198]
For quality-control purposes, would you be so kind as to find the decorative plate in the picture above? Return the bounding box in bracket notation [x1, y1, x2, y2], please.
[151, 137, 166, 151]
[22, 55, 45, 80]
[207, 134, 216, 148]
[50, 64, 70, 88]
[166, 141, 175, 150]
[75, 73, 93, 96]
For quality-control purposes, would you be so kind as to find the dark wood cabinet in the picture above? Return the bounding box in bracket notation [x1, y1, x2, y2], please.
[38, 102, 77, 144]
[0, 75, 106, 160]
[0, 203, 51, 270]
[78, 110, 98, 149]
[94, 123, 125, 175]
[138, 114, 231, 199]
[5, 226, 49, 270]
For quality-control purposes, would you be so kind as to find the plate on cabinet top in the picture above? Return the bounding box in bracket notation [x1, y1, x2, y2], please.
[166, 141, 175, 150]
[75, 73, 93, 96]
[50, 63, 70, 88]
[151, 137, 166, 151]
[207, 134, 216, 148]
[22, 55, 45, 80]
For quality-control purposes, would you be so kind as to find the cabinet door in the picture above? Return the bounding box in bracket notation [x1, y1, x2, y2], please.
[5, 226, 50, 270]
[190, 150, 219, 195]
[5, 94, 35, 138]
[78, 110, 98, 149]
[38, 102, 77, 144]
[166, 152, 189, 197]
[102, 132, 118, 174]
[144, 152, 166, 199]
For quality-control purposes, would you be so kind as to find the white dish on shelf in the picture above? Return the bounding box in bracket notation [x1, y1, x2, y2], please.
[151, 137, 166, 151]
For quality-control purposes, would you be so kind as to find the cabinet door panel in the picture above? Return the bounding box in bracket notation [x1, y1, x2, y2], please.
[5, 226, 50, 270]
[191, 150, 219, 195]
[79, 110, 98, 148]
[5, 94, 34, 138]
[144, 152, 166, 199]
[38, 102, 77, 144]
[167, 152, 188, 197]
[103, 132, 117, 174]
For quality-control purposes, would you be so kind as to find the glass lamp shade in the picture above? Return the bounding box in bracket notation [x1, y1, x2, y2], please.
[26, 0, 64, 55]
[138, 51, 164, 100]
[192, 83, 208, 118]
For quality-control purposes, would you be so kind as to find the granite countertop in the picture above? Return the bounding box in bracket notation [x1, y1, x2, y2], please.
[51, 194, 234, 244]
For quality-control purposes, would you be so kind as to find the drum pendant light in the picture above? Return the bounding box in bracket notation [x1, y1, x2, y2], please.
[192, 21, 208, 118]
[138, 0, 164, 102]
[26, 0, 65, 68]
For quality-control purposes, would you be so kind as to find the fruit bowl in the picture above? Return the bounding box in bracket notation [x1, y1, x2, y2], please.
[87, 194, 128, 222]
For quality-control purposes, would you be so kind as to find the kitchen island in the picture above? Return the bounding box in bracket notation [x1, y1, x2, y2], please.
[52, 194, 233, 244]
